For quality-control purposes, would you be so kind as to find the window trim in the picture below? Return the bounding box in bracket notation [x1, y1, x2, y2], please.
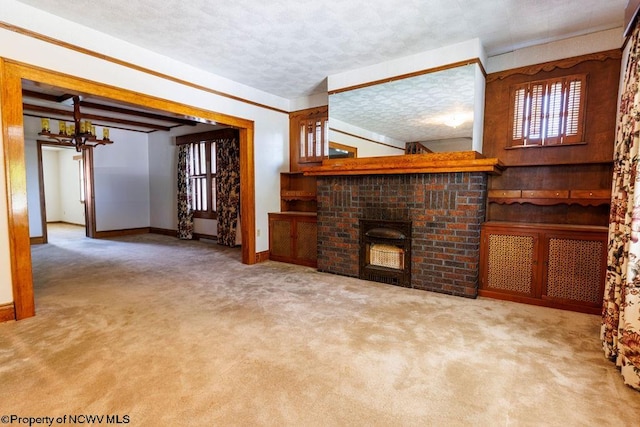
[507, 73, 588, 148]
[177, 129, 236, 220]
[299, 115, 329, 163]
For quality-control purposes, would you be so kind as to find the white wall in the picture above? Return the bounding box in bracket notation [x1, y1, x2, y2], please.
[93, 127, 150, 231]
[24, 115, 149, 236]
[42, 149, 61, 222]
[486, 28, 623, 73]
[148, 123, 222, 236]
[57, 149, 84, 225]
[148, 129, 179, 232]
[24, 138, 41, 237]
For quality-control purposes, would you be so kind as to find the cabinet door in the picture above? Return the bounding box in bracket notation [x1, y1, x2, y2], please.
[294, 218, 317, 265]
[480, 227, 540, 297]
[269, 217, 293, 259]
[542, 232, 606, 308]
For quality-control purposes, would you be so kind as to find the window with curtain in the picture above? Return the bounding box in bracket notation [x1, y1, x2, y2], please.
[187, 140, 217, 219]
[508, 74, 587, 147]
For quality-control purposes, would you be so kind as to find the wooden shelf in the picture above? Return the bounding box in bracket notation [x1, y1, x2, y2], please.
[280, 190, 316, 201]
[280, 172, 317, 212]
[487, 189, 611, 207]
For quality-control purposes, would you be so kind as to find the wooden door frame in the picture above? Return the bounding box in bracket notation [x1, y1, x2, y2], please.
[1, 59, 256, 320]
[36, 141, 93, 242]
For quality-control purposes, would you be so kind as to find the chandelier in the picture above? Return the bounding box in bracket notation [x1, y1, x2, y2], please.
[38, 96, 114, 152]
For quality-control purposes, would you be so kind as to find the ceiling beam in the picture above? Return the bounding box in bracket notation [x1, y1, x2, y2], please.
[79, 101, 198, 126]
[22, 89, 59, 102]
[22, 103, 173, 131]
[22, 89, 198, 126]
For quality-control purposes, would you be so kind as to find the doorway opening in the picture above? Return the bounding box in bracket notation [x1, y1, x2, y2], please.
[3, 61, 257, 320]
[37, 142, 88, 244]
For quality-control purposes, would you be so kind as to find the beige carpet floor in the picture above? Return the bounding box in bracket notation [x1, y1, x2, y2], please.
[0, 224, 638, 426]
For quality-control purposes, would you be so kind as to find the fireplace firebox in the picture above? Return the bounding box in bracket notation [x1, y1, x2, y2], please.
[359, 219, 412, 288]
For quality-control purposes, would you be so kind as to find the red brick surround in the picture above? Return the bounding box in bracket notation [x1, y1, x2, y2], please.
[316, 172, 487, 297]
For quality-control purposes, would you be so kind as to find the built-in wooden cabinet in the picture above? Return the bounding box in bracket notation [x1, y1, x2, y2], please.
[269, 107, 325, 266]
[479, 222, 607, 314]
[268, 212, 317, 267]
[270, 172, 318, 266]
[480, 52, 620, 312]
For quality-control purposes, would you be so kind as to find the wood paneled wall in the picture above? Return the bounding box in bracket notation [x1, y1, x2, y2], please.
[483, 50, 621, 226]
[484, 50, 621, 166]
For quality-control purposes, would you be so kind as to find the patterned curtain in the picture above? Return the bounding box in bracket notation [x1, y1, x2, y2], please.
[216, 137, 240, 246]
[177, 144, 194, 240]
[601, 21, 640, 391]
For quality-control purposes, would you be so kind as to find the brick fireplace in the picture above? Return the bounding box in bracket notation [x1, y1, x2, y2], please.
[316, 172, 488, 298]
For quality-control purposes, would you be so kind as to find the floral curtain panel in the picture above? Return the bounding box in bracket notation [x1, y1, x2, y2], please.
[216, 137, 240, 247]
[602, 21, 640, 391]
[177, 144, 194, 240]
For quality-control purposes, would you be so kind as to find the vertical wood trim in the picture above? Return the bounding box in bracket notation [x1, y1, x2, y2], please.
[36, 141, 48, 244]
[82, 147, 96, 238]
[0, 59, 36, 319]
[240, 126, 256, 264]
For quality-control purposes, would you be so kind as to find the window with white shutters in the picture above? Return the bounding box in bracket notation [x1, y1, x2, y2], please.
[509, 74, 587, 147]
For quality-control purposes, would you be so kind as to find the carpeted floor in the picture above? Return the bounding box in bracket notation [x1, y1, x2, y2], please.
[0, 224, 638, 426]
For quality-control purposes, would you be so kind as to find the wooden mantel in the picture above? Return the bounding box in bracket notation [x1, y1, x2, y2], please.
[302, 151, 504, 176]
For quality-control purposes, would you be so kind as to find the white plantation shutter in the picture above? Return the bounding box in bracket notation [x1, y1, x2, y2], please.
[545, 80, 564, 143]
[511, 86, 526, 145]
[527, 83, 545, 143]
[564, 78, 584, 142]
[509, 74, 586, 146]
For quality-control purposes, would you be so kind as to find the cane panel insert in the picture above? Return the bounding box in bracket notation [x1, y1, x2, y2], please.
[486, 234, 535, 294]
[546, 238, 603, 304]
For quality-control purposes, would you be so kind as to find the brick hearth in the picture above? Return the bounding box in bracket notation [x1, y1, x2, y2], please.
[316, 172, 487, 297]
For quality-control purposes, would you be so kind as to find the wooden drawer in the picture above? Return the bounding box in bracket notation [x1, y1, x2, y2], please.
[488, 190, 521, 198]
[570, 189, 611, 199]
[521, 190, 570, 198]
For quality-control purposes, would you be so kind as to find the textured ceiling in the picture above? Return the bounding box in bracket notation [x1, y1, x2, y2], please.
[14, 0, 626, 100]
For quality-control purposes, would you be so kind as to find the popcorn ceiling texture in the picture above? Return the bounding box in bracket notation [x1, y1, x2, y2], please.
[14, 0, 625, 99]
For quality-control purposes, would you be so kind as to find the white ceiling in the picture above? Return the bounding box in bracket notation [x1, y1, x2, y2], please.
[14, 0, 626, 100]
